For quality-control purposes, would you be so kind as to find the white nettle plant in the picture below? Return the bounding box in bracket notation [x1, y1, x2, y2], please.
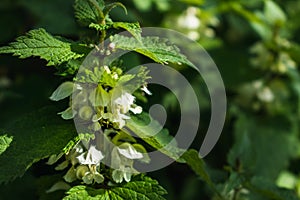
[48, 64, 151, 186]
[0, 0, 211, 199]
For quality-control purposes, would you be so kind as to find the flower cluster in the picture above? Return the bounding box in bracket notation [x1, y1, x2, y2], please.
[48, 64, 151, 188]
[52, 65, 149, 129]
[50, 136, 148, 186]
[163, 6, 219, 41]
[250, 39, 296, 74]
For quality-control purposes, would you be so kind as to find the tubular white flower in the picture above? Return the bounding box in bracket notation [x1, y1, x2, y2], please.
[103, 65, 111, 74]
[76, 146, 104, 165]
[110, 91, 143, 128]
[110, 110, 130, 128]
[129, 106, 142, 114]
[141, 85, 152, 95]
[117, 144, 143, 160]
[114, 92, 135, 113]
[110, 143, 143, 183]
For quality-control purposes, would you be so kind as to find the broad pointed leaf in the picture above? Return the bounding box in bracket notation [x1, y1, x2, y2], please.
[74, 0, 105, 25]
[0, 29, 84, 66]
[63, 175, 167, 200]
[110, 35, 196, 69]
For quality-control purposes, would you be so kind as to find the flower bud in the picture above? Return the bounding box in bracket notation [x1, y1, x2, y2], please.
[79, 106, 93, 120]
[76, 165, 89, 179]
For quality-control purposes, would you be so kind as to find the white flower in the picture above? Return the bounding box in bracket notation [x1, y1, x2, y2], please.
[75, 83, 83, 90]
[129, 105, 142, 114]
[112, 73, 119, 79]
[141, 85, 152, 95]
[103, 65, 111, 74]
[112, 167, 136, 183]
[111, 110, 130, 128]
[257, 87, 274, 103]
[111, 143, 143, 183]
[177, 7, 201, 30]
[77, 146, 104, 165]
[110, 91, 143, 128]
[117, 144, 143, 159]
[187, 31, 200, 40]
[114, 92, 135, 113]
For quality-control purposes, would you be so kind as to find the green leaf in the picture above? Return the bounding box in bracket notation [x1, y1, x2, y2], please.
[179, 0, 204, 6]
[0, 106, 77, 184]
[47, 132, 94, 165]
[89, 85, 110, 107]
[246, 177, 299, 200]
[124, 112, 184, 161]
[50, 82, 74, 101]
[181, 150, 221, 196]
[0, 28, 83, 66]
[62, 133, 95, 155]
[0, 134, 13, 155]
[74, 0, 105, 26]
[181, 150, 212, 186]
[229, 2, 263, 23]
[36, 175, 67, 200]
[89, 22, 112, 31]
[63, 185, 106, 200]
[228, 2, 272, 40]
[264, 0, 286, 26]
[250, 12, 273, 40]
[153, 0, 170, 11]
[59, 107, 75, 120]
[56, 59, 82, 77]
[228, 112, 298, 180]
[63, 175, 167, 200]
[132, 0, 152, 11]
[103, 2, 127, 18]
[116, 66, 150, 94]
[113, 22, 141, 40]
[110, 35, 196, 70]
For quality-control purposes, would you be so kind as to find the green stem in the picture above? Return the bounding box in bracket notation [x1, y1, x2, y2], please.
[100, 30, 106, 44]
[86, 0, 106, 44]
[232, 188, 239, 200]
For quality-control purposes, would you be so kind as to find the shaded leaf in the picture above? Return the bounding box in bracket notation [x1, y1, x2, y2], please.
[0, 134, 13, 155]
[113, 22, 141, 40]
[181, 149, 221, 196]
[246, 177, 299, 200]
[124, 112, 184, 161]
[63, 175, 167, 200]
[103, 2, 127, 18]
[50, 82, 74, 101]
[0, 28, 84, 66]
[0, 106, 77, 184]
[110, 35, 196, 70]
[74, 0, 105, 26]
[228, 113, 298, 180]
[181, 150, 212, 186]
[264, 0, 286, 26]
